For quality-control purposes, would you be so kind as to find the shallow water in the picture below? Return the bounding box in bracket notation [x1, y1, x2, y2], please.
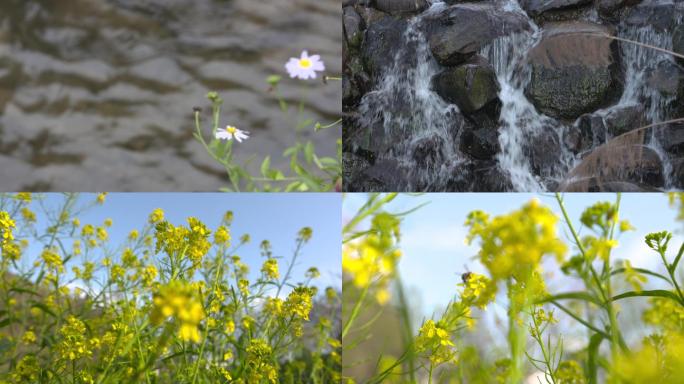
[0, 0, 341, 191]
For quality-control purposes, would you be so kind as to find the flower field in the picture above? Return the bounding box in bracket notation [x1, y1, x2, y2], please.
[0, 193, 340, 383]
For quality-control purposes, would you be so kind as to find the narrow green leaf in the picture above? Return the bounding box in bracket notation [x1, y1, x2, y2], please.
[304, 141, 315, 165]
[538, 292, 602, 306]
[587, 333, 604, 384]
[611, 289, 682, 304]
[610, 267, 671, 284]
[260, 156, 271, 178]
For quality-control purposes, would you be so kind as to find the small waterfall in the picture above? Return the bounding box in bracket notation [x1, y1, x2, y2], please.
[356, 2, 465, 190]
[479, 0, 574, 192]
[350, 0, 682, 191]
[609, 21, 680, 188]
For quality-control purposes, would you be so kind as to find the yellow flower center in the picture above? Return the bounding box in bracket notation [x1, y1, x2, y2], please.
[299, 58, 312, 68]
[226, 126, 237, 134]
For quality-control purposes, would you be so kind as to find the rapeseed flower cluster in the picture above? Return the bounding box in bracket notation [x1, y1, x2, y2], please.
[261, 258, 279, 280]
[151, 281, 205, 343]
[154, 217, 211, 265]
[465, 199, 567, 280]
[459, 273, 497, 310]
[414, 319, 457, 366]
[0, 211, 15, 246]
[343, 212, 402, 304]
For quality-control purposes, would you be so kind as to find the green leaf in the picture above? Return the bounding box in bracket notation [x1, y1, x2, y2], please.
[285, 182, 301, 192]
[587, 333, 604, 384]
[283, 145, 299, 158]
[260, 156, 271, 178]
[611, 289, 683, 304]
[0, 318, 10, 328]
[317, 157, 339, 167]
[9, 287, 39, 296]
[538, 291, 602, 306]
[304, 141, 315, 165]
[267, 169, 285, 181]
[610, 267, 670, 284]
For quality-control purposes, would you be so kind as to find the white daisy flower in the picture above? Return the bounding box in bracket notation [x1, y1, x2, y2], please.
[215, 125, 249, 143]
[285, 50, 325, 80]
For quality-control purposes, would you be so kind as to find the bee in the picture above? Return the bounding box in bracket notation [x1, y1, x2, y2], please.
[461, 271, 472, 283]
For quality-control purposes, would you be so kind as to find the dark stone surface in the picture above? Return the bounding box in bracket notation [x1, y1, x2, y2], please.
[528, 130, 563, 177]
[427, 3, 530, 66]
[597, 0, 643, 18]
[374, 0, 429, 15]
[604, 104, 647, 137]
[525, 22, 622, 120]
[343, 6, 364, 49]
[562, 144, 665, 190]
[625, 1, 677, 31]
[460, 125, 500, 160]
[412, 134, 446, 168]
[674, 25, 684, 65]
[520, 0, 592, 18]
[361, 17, 408, 78]
[470, 161, 513, 191]
[431, 55, 500, 114]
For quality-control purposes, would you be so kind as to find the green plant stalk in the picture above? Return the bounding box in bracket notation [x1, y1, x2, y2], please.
[342, 283, 369, 340]
[659, 247, 684, 302]
[192, 248, 228, 384]
[395, 273, 416, 384]
[343, 193, 398, 235]
[605, 194, 623, 361]
[507, 279, 525, 384]
[555, 193, 609, 303]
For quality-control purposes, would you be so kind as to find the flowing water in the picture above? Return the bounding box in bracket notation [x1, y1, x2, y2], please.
[356, 2, 465, 191]
[0, 0, 341, 191]
[354, 0, 681, 191]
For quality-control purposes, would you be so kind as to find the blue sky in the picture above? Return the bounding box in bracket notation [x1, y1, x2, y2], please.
[21, 193, 341, 290]
[343, 193, 683, 317]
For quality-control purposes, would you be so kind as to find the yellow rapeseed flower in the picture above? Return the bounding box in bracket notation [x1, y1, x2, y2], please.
[151, 281, 206, 343]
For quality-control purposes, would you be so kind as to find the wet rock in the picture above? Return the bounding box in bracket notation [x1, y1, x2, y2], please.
[412, 134, 445, 168]
[361, 17, 408, 77]
[559, 178, 659, 192]
[674, 25, 684, 65]
[343, 6, 364, 49]
[520, 0, 592, 18]
[672, 158, 684, 189]
[647, 60, 684, 98]
[354, 5, 388, 27]
[604, 104, 647, 137]
[528, 130, 563, 177]
[431, 56, 500, 114]
[525, 22, 622, 120]
[655, 122, 684, 157]
[374, 0, 429, 15]
[470, 161, 512, 192]
[564, 120, 596, 154]
[562, 143, 664, 190]
[625, 1, 677, 31]
[352, 159, 409, 191]
[597, 0, 643, 18]
[342, 152, 371, 191]
[460, 125, 500, 160]
[427, 3, 530, 66]
[343, 55, 371, 109]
